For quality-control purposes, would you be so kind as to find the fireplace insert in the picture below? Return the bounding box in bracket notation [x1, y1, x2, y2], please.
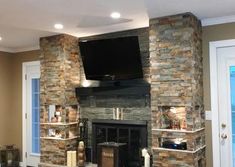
[92, 119, 147, 167]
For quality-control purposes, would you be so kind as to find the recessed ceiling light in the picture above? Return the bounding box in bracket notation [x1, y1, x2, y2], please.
[110, 12, 121, 19]
[0, 36, 2, 41]
[54, 23, 64, 30]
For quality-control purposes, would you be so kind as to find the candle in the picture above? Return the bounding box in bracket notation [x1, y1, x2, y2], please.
[116, 108, 120, 120]
[71, 151, 77, 167]
[79, 141, 84, 147]
[144, 153, 150, 167]
[67, 151, 72, 167]
[142, 148, 148, 157]
[120, 108, 124, 120]
[113, 108, 116, 119]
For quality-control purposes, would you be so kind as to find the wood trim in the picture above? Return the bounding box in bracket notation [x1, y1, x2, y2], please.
[22, 61, 40, 167]
[201, 15, 235, 27]
[209, 39, 235, 167]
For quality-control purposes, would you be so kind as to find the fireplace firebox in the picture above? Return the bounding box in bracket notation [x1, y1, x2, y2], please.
[92, 119, 148, 167]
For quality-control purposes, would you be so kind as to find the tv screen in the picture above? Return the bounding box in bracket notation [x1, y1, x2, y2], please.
[79, 36, 143, 81]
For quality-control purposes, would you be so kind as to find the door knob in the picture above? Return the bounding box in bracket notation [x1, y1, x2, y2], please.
[221, 133, 228, 139]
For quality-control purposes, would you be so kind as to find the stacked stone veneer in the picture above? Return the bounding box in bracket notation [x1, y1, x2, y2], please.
[37, 13, 206, 166]
[39, 34, 80, 166]
[152, 148, 205, 167]
[150, 13, 205, 166]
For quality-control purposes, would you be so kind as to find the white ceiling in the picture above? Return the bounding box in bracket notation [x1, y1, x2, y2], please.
[0, 0, 235, 52]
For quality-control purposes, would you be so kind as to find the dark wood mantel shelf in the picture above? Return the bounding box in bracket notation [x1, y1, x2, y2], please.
[92, 119, 148, 126]
[75, 85, 150, 97]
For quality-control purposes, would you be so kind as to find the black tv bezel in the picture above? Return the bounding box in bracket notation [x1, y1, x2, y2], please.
[79, 36, 143, 81]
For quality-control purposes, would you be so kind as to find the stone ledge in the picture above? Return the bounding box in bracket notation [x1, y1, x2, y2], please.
[152, 145, 206, 154]
[152, 127, 205, 133]
[39, 162, 97, 167]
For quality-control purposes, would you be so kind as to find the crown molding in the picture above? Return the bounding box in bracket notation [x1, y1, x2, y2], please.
[1, 15, 235, 53]
[12, 45, 40, 53]
[0, 45, 40, 53]
[201, 15, 235, 26]
[0, 46, 16, 53]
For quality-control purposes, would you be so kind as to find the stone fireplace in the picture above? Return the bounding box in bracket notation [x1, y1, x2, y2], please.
[38, 12, 205, 167]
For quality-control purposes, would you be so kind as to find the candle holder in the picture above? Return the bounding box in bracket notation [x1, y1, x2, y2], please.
[0, 145, 19, 167]
[78, 141, 86, 167]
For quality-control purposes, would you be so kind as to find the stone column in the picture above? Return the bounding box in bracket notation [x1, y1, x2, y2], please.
[39, 34, 80, 166]
[150, 13, 205, 167]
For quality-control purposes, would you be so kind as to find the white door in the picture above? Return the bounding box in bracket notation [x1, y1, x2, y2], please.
[23, 61, 40, 167]
[217, 46, 235, 167]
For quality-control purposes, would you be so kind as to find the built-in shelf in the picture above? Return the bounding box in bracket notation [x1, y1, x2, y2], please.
[40, 122, 79, 126]
[39, 163, 67, 167]
[39, 162, 97, 167]
[152, 145, 206, 154]
[40, 136, 78, 140]
[152, 128, 205, 133]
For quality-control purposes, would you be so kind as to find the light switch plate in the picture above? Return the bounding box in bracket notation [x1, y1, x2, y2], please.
[205, 110, 212, 120]
[49, 105, 56, 122]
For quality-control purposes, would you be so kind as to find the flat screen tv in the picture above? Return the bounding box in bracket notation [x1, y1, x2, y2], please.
[79, 36, 143, 81]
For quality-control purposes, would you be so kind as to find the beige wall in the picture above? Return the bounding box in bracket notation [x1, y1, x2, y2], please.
[0, 50, 40, 159]
[11, 50, 40, 159]
[0, 51, 14, 145]
[202, 22, 235, 167]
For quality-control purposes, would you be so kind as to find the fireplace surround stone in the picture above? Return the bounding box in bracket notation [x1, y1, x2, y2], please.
[39, 34, 80, 166]
[39, 12, 205, 167]
[150, 13, 205, 166]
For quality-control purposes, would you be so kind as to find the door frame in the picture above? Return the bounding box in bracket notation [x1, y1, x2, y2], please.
[22, 61, 40, 167]
[210, 39, 235, 167]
